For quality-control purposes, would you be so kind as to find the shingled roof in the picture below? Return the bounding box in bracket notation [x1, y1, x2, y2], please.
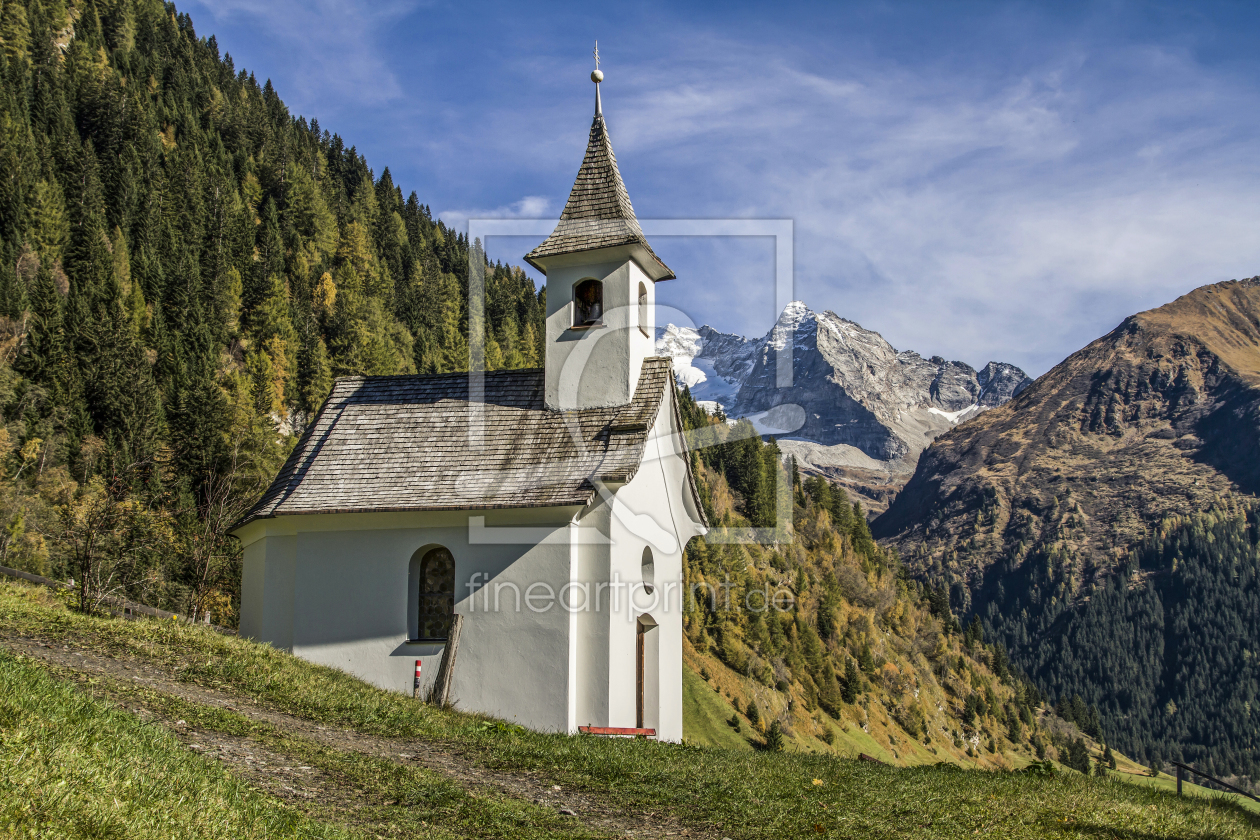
[524, 110, 675, 281]
[233, 357, 705, 529]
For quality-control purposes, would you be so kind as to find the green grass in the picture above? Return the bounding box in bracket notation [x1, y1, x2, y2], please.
[682, 664, 755, 750]
[81, 674, 602, 840]
[1111, 767, 1260, 814]
[3, 579, 1260, 838]
[0, 648, 359, 840]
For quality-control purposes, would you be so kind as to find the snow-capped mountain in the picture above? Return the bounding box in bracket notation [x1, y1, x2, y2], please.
[657, 302, 1032, 505]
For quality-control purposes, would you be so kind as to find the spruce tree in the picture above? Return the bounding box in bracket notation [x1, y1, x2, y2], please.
[765, 720, 785, 752]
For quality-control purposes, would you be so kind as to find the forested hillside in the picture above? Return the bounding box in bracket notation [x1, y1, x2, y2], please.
[993, 502, 1260, 784]
[674, 391, 1076, 769]
[0, 0, 1121, 775]
[0, 0, 543, 616]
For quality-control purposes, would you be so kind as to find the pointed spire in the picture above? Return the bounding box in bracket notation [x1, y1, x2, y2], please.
[524, 51, 674, 281]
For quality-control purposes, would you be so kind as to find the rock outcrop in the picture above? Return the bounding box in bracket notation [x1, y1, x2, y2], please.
[659, 302, 1032, 462]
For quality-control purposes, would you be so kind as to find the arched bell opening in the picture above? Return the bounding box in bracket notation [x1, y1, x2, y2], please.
[573, 278, 603, 327]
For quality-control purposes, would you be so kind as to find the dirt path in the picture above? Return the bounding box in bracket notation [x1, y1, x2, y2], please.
[0, 631, 703, 839]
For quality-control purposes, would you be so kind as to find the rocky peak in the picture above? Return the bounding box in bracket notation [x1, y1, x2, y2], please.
[657, 302, 1033, 469]
[977, 361, 1033, 407]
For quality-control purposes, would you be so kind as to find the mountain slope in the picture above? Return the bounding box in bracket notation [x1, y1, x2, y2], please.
[873, 277, 1260, 780]
[874, 278, 1260, 586]
[0, 0, 543, 617]
[661, 302, 1032, 461]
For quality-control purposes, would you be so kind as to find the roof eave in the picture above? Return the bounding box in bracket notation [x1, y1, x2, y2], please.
[525, 241, 675, 282]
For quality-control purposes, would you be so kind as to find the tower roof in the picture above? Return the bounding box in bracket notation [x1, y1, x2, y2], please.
[525, 105, 675, 280]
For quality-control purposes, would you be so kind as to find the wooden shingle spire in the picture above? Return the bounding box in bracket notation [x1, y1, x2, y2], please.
[524, 59, 674, 281]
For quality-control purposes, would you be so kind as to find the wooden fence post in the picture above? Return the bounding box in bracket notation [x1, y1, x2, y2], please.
[432, 614, 464, 708]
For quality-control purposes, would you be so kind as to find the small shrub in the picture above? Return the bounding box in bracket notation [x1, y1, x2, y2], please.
[1020, 760, 1057, 778]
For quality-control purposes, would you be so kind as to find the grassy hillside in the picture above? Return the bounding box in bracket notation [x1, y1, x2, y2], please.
[676, 419, 1067, 774]
[3, 579, 1258, 839]
[0, 647, 358, 838]
[681, 641, 1260, 813]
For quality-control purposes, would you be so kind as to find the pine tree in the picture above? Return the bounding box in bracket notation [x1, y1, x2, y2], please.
[765, 720, 785, 752]
[841, 658, 860, 704]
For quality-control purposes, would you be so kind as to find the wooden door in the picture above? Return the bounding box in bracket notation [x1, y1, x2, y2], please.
[636, 620, 645, 729]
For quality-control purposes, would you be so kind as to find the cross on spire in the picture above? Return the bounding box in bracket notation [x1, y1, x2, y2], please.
[590, 41, 604, 114]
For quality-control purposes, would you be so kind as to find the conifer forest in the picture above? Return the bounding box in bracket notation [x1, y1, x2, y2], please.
[0, 0, 543, 619]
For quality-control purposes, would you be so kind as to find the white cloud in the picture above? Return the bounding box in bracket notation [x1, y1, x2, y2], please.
[180, 4, 1260, 376]
[438, 196, 554, 230]
[185, 0, 416, 109]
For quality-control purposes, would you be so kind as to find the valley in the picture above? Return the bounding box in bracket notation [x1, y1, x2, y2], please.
[1, 0, 1259, 833]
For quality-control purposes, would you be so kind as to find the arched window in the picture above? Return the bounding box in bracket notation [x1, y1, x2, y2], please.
[638, 281, 649, 337]
[573, 279, 603, 327]
[417, 546, 455, 640]
[641, 546, 655, 595]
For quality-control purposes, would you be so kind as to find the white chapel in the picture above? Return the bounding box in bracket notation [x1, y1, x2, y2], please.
[232, 62, 708, 741]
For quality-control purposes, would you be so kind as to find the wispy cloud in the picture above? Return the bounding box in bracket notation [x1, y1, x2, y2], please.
[575, 32, 1260, 374]
[438, 196, 554, 231]
[185, 0, 417, 109]
[179, 1, 1260, 376]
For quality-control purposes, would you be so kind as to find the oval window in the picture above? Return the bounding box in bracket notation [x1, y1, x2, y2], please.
[638, 281, 649, 336]
[641, 546, 655, 595]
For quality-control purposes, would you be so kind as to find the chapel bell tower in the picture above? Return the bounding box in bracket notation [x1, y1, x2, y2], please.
[525, 48, 675, 411]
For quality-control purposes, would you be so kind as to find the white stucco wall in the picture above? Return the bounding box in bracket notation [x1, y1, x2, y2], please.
[543, 251, 655, 410]
[602, 389, 707, 742]
[235, 508, 579, 733]
[239, 532, 295, 649]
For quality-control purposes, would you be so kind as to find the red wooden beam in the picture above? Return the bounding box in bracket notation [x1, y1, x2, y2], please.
[579, 726, 656, 737]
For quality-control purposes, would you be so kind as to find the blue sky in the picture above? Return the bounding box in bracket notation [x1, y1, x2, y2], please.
[181, 0, 1260, 376]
